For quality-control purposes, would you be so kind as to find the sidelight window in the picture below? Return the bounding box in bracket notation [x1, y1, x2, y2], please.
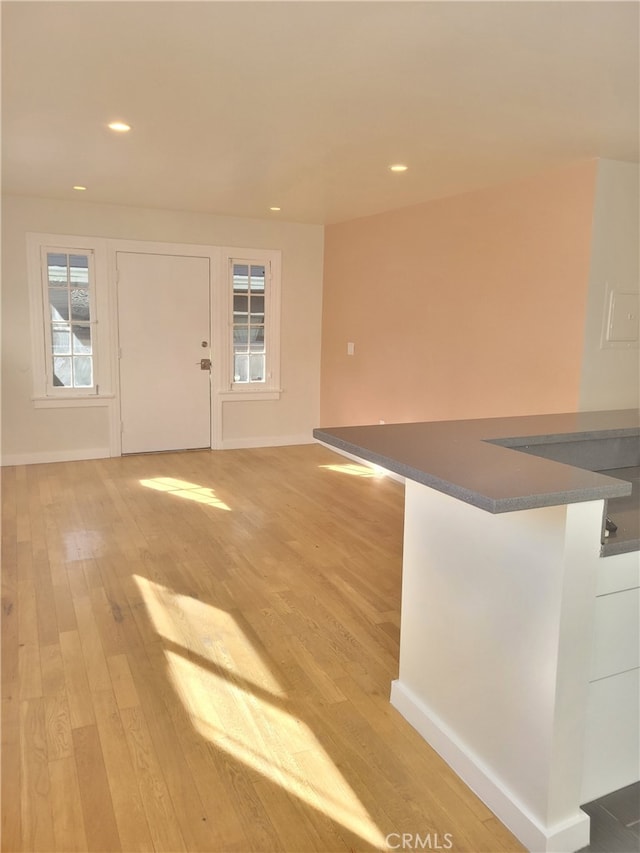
[226, 252, 280, 396]
[26, 233, 111, 404]
[232, 262, 266, 383]
[44, 250, 96, 390]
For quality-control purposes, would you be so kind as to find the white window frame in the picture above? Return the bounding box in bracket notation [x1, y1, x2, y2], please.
[26, 233, 114, 406]
[218, 247, 281, 401]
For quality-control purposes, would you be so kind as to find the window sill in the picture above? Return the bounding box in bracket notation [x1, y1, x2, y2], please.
[32, 394, 115, 409]
[218, 388, 282, 402]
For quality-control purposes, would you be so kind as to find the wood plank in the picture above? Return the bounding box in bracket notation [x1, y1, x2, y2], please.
[119, 704, 187, 852]
[27, 465, 49, 565]
[33, 559, 59, 648]
[15, 465, 32, 545]
[81, 557, 104, 590]
[52, 581, 77, 633]
[73, 594, 112, 693]
[1, 739, 21, 852]
[1, 583, 19, 687]
[40, 646, 72, 764]
[18, 642, 42, 702]
[88, 578, 142, 656]
[19, 697, 55, 852]
[1, 684, 21, 853]
[17, 547, 38, 646]
[91, 688, 154, 852]
[66, 559, 89, 600]
[121, 680, 224, 852]
[43, 690, 73, 762]
[72, 725, 122, 852]
[1, 472, 20, 690]
[106, 653, 140, 710]
[40, 644, 65, 697]
[49, 756, 88, 852]
[132, 641, 250, 851]
[251, 773, 332, 853]
[59, 631, 95, 729]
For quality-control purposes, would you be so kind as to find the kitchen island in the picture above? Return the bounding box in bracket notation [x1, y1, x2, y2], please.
[314, 410, 639, 853]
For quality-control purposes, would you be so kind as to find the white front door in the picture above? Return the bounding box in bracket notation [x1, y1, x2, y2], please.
[117, 251, 212, 454]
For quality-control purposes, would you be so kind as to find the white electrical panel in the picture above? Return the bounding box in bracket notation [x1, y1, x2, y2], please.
[603, 289, 639, 347]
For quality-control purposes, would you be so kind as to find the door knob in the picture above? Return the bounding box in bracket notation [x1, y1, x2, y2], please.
[198, 358, 212, 370]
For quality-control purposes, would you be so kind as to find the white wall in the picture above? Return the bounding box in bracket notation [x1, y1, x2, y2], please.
[579, 159, 640, 412]
[1, 195, 324, 463]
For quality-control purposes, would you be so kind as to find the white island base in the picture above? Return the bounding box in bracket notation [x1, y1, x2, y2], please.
[390, 480, 639, 853]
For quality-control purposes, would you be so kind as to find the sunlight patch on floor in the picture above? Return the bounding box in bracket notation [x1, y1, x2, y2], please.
[133, 574, 387, 849]
[133, 575, 283, 697]
[139, 476, 231, 510]
[320, 462, 386, 478]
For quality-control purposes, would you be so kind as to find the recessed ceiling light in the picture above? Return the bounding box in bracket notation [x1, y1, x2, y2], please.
[73, 185, 87, 191]
[389, 164, 408, 172]
[108, 121, 131, 132]
[269, 206, 281, 212]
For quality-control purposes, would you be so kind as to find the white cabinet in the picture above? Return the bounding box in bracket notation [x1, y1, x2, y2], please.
[582, 549, 640, 803]
[582, 668, 640, 802]
[590, 587, 640, 680]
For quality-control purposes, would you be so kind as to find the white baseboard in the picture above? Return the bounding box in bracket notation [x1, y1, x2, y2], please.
[314, 439, 406, 484]
[2, 436, 316, 463]
[390, 680, 591, 853]
[1, 447, 111, 466]
[219, 434, 314, 450]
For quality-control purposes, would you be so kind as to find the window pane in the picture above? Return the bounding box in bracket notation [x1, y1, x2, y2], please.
[47, 253, 68, 286]
[52, 325, 71, 355]
[72, 325, 92, 354]
[49, 288, 69, 321]
[70, 288, 90, 321]
[250, 265, 265, 290]
[250, 312, 264, 325]
[69, 255, 89, 285]
[234, 353, 249, 382]
[233, 294, 248, 314]
[73, 356, 93, 387]
[233, 327, 248, 347]
[249, 327, 264, 349]
[250, 294, 264, 314]
[53, 357, 72, 387]
[233, 265, 249, 292]
[250, 354, 265, 381]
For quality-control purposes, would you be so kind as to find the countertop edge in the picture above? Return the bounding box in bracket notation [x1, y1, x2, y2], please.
[313, 414, 637, 514]
[486, 425, 639, 447]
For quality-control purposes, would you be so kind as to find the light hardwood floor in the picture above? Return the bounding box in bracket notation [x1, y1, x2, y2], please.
[1, 444, 524, 852]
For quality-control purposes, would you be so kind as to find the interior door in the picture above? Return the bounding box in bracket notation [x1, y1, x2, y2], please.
[117, 251, 211, 454]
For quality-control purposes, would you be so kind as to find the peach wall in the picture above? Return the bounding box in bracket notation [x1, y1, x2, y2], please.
[320, 160, 598, 427]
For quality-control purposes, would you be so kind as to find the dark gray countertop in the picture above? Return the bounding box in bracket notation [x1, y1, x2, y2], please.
[313, 409, 639, 514]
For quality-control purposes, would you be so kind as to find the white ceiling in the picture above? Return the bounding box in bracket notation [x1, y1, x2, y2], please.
[2, 1, 638, 225]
